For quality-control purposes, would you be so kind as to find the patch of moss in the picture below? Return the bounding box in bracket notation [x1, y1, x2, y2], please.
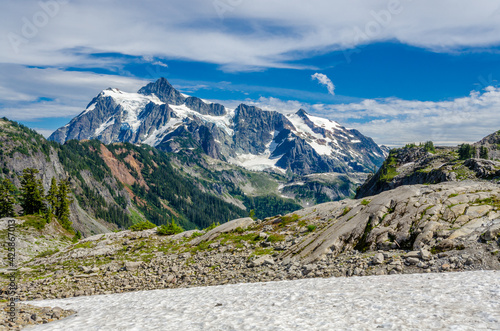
[267, 234, 285, 242]
[36, 248, 59, 258]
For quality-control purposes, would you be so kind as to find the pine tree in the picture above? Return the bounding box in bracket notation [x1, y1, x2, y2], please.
[423, 141, 435, 153]
[19, 168, 45, 215]
[0, 178, 16, 217]
[45, 177, 58, 221]
[458, 144, 476, 160]
[479, 146, 489, 159]
[55, 179, 72, 230]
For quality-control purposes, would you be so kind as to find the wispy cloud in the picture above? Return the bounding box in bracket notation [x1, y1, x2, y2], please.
[249, 87, 500, 147]
[0, 65, 147, 120]
[1, 0, 500, 71]
[312, 73, 335, 95]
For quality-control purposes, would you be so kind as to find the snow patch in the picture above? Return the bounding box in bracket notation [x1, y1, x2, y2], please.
[170, 104, 234, 136]
[101, 89, 163, 133]
[142, 118, 183, 146]
[228, 153, 283, 172]
[93, 118, 115, 137]
[28, 271, 500, 331]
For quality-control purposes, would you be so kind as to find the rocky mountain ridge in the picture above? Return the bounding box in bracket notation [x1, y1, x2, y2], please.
[356, 135, 500, 198]
[2, 118, 358, 237]
[49, 78, 386, 176]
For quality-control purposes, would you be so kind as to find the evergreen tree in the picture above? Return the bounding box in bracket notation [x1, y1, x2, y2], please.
[19, 168, 45, 215]
[46, 177, 58, 220]
[423, 141, 435, 153]
[479, 146, 489, 159]
[458, 144, 476, 160]
[0, 178, 16, 217]
[55, 179, 72, 230]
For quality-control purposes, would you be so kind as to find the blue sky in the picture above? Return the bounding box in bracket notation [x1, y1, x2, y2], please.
[1, 0, 500, 146]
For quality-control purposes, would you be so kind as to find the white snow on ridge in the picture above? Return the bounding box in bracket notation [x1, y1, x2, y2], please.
[28, 271, 500, 330]
[101, 89, 163, 133]
[169, 104, 234, 136]
[306, 113, 341, 131]
[80, 102, 96, 116]
[142, 118, 183, 146]
[93, 118, 115, 137]
[228, 153, 283, 173]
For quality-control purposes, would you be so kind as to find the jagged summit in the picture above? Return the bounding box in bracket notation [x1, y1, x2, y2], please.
[49, 78, 386, 175]
[138, 77, 186, 105]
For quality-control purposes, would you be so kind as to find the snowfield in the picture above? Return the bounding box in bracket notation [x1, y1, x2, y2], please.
[28, 271, 499, 330]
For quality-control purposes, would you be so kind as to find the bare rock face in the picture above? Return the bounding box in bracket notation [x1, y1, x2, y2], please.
[138, 77, 186, 105]
[190, 217, 255, 246]
[283, 181, 500, 263]
[357, 140, 500, 199]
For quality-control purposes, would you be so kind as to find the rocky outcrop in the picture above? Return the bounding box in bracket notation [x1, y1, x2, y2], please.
[474, 130, 500, 160]
[232, 104, 294, 155]
[2, 181, 498, 303]
[356, 143, 500, 199]
[138, 77, 186, 105]
[185, 97, 226, 116]
[0, 302, 75, 330]
[190, 217, 255, 245]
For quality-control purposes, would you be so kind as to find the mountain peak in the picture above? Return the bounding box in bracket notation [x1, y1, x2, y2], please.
[137, 77, 185, 105]
[296, 109, 309, 117]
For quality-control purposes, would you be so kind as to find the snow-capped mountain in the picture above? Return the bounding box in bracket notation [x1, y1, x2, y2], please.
[49, 78, 386, 175]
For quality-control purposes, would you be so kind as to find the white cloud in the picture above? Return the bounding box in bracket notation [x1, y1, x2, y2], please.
[0, 65, 147, 120]
[250, 87, 500, 147]
[152, 61, 168, 68]
[312, 73, 335, 95]
[1, 1, 500, 71]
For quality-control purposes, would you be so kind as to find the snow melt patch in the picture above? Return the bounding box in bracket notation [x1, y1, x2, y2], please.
[28, 271, 500, 330]
[228, 153, 283, 172]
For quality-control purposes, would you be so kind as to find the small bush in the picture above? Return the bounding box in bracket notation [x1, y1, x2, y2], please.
[422, 141, 435, 153]
[361, 199, 370, 206]
[190, 231, 203, 239]
[157, 221, 184, 236]
[129, 220, 156, 231]
[267, 234, 285, 243]
[306, 225, 317, 232]
[72, 230, 82, 243]
[341, 207, 351, 216]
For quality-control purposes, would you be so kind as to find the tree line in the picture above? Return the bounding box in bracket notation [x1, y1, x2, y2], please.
[458, 144, 489, 160]
[0, 168, 73, 230]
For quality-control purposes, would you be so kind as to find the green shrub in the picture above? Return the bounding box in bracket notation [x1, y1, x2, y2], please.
[72, 230, 82, 243]
[423, 141, 435, 153]
[20, 215, 47, 230]
[190, 231, 203, 239]
[361, 199, 370, 206]
[129, 220, 156, 231]
[157, 220, 184, 236]
[36, 248, 59, 258]
[306, 225, 317, 232]
[341, 207, 351, 216]
[267, 234, 285, 242]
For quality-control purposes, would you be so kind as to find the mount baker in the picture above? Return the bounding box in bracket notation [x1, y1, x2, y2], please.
[50, 78, 386, 176]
